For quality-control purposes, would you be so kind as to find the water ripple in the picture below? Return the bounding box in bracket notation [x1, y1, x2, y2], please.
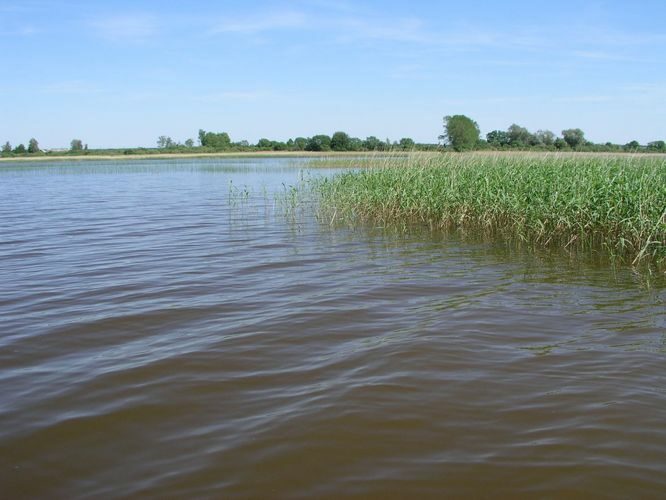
[0, 158, 664, 498]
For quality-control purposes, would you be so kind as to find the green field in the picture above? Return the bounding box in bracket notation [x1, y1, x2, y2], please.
[313, 153, 666, 271]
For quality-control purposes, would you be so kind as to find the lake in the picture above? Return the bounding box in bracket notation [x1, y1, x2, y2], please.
[1, 157, 664, 498]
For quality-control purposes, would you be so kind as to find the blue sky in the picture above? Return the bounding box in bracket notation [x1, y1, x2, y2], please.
[1, 0, 665, 149]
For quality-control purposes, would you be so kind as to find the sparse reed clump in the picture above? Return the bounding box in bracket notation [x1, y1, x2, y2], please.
[314, 154, 666, 269]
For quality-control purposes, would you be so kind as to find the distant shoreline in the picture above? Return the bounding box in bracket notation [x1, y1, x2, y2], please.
[0, 151, 395, 163]
[1, 150, 665, 164]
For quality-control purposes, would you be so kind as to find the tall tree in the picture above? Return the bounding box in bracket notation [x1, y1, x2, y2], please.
[257, 138, 272, 149]
[624, 140, 640, 151]
[561, 128, 585, 149]
[535, 129, 555, 146]
[486, 130, 510, 147]
[647, 140, 665, 152]
[14, 144, 26, 153]
[507, 124, 535, 147]
[28, 138, 40, 153]
[200, 131, 231, 149]
[363, 136, 383, 151]
[554, 137, 569, 150]
[330, 131, 351, 151]
[399, 137, 415, 150]
[70, 139, 83, 151]
[157, 136, 174, 148]
[1, 141, 11, 153]
[305, 135, 331, 151]
[349, 137, 363, 151]
[440, 115, 480, 151]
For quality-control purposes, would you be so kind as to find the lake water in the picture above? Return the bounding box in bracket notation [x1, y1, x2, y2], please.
[1, 157, 664, 498]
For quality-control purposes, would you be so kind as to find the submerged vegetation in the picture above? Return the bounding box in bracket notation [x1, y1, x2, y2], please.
[314, 154, 666, 270]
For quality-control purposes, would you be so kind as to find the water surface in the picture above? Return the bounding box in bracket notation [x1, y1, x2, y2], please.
[0, 158, 664, 498]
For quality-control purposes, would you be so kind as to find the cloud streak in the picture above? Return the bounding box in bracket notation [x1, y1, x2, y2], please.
[91, 14, 159, 42]
[209, 12, 307, 35]
[204, 4, 666, 63]
[193, 90, 273, 103]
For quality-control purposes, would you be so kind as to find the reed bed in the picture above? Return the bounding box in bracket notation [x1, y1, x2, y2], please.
[313, 153, 666, 269]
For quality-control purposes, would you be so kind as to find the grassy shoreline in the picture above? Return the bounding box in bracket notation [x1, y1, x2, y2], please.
[0, 150, 409, 163]
[313, 154, 666, 270]
[2, 150, 665, 164]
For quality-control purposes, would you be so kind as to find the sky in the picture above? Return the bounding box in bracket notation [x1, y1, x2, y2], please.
[1, 0, 665, 149]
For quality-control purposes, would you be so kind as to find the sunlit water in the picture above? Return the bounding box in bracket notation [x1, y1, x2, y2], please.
[1, 158, 664, 498]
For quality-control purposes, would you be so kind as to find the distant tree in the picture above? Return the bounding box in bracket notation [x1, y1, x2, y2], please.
[535, 129, 556, 146]
[562, 128, 585, 149]
[399, 137, 415, 150]
[157, 136, 174, 148]
[330, 131, 351, 151]
[507, 124, 535, 147]
[257, 138, 272, 149]
[486, 130, 510, 147]
[70, 139, 83, 151]
[1, 141, 11, 153]
[293, 137, 307, 151]
[363, 136, 383, 151]
[28, 138, 40, 153]
[475, 139, 491, 150]
[623, 140, 640, 151]
[440, 115, 480, 151]
[305, 135, 331, 151]
[349, 137, 363, 151]
[647, 140, 665, 152]
[272, 141, 287, 151]
[199, 130, 231, 149]
[235, 140, 250, 148]
[554, 137, 569, 150]
[184, 138, 194, 148]
[14, 144, 26, 154]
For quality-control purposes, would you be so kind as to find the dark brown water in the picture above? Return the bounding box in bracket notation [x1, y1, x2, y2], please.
[1, 158, 664, 498]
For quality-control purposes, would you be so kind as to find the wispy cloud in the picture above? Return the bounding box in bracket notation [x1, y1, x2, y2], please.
[578, 28, 666, 47]
[0, 1, 48, 14]
[573, 50, 659, 65]
[91, 14, 159, 42]
[0, 25, 38, 36]
[554, 95, 613, 103]
[572, 50, 626, 60]
[438, 93, 619, 107]
[209, 12, 307, 35]
[331, 16, 433, 44]
[206, 8, 547, 53]
[39, 80, 106, 95]
[389, 63, 432, 80]
[619, 83, 666, 102]
[195, 90, 272, 102]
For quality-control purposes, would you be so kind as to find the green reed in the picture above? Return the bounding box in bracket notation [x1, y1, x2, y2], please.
[313, 153, 666, 269]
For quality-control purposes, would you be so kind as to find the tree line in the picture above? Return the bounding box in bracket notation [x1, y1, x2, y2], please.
[2, 138, 41, 155]
[440, 115, 666, 153]
[1, 138, 87, 156]
[1, 131, 435, 157]
[157, 129, 431, 153]
[2, 120, 665, 157]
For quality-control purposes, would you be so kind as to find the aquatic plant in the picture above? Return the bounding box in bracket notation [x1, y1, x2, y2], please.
[313, 153, 666, 270]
